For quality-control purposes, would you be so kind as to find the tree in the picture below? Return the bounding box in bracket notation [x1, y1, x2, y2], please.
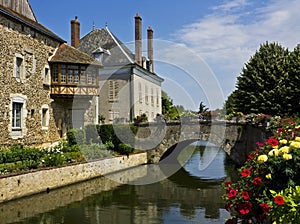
[286, 44, 300, 115]
[198, 101, 208, 114]
[229, 42, 290, 115]
[161, 91, 181, 120]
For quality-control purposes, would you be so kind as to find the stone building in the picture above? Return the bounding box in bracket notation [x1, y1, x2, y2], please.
[76, 14, 164, 123]
[0, 1, 100, 146]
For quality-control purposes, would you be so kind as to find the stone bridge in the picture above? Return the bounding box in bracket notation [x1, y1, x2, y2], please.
[132, 121, 267, 164]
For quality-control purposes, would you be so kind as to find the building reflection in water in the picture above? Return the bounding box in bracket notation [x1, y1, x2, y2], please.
[1, 145, 236, 224]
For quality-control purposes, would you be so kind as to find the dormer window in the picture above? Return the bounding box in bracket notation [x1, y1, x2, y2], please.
[92, 47, 111, 63]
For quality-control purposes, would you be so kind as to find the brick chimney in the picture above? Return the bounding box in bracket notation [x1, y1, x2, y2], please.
[135, 13, 142, 66]
[147, 26, 154, 72]
[71, 16, 80, 48]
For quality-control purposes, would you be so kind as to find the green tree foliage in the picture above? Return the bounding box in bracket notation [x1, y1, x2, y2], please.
[286, 44, 300, 114]
[226, 41, 300, 116]
[161, 91, 180, 120]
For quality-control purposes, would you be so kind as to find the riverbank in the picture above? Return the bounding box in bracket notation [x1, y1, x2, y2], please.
[0, 152, 147, 203]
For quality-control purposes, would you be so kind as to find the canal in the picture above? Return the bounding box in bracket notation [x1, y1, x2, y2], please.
[1, 143, 236, 224]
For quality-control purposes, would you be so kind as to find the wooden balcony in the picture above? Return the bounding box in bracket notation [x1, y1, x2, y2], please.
[50, 64, 99, 98]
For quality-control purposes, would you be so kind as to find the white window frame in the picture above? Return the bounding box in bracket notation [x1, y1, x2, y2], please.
[43, 65, 50, 85]
[10, 95, 27, 139]
[14, 53, 24, 80]
[12, 102, 23, 130]
[41, 105, 49, 129]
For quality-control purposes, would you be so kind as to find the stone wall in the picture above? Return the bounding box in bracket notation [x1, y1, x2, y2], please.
[0, 152, 147, 203]
[133, 121, 266, 164]
[0, 14, 62, 146]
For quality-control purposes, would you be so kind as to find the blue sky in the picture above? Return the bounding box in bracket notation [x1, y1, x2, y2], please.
[30, 0, 300, 110]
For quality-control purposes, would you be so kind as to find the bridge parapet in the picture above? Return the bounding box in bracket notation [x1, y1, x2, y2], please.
[133, 121, 266, 164]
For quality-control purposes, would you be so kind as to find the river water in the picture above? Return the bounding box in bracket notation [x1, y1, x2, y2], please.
[1, 143, 236, 224]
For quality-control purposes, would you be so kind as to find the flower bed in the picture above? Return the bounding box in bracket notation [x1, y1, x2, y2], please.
[223, 117, 300, 223]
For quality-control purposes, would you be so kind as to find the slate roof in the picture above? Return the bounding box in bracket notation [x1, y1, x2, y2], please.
[78, 27, 135, 66]
[50, 43, 102, 66]
[0, 3, 64, 43]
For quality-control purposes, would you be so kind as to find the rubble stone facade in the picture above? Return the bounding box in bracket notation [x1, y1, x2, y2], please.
[0, 12, 62, 146]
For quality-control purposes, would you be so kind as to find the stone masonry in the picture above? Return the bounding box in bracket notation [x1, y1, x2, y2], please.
[0, 12, 62, 146]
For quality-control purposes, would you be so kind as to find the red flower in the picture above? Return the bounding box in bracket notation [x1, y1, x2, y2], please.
[277, 127, 285, 136]
[225, 181, 232, 187]
[242, 191, 250, 200]
[267, 138, 278, 147]
[238, 202, 252, 215]
[253, 177, 262, 186]
[225, 203, 232, 212]
[256, 141, 264, 147]
[241, 169, 252, 177]
[260, 203, 270, 213]
[274, 195, 284, 205]
[228, 189, 237, 200]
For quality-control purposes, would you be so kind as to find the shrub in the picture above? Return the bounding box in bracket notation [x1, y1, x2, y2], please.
[67, 129, 85, 146]
[117, 143, 134, 155]
[223, 117, 300, 223]
[85, 125, 99, 144]
[269, 186, 300, 224]
[97, 124, 114, 144]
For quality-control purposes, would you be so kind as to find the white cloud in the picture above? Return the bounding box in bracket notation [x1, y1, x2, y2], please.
[172, 0, 300, 104]
[211, 0, 251, 12]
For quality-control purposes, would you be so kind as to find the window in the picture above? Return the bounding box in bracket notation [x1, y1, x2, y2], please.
[41, 108, 49, 128]
[108, 80, 119, 102]
[68, 70, 73, 83]
[12, 102, 22, 129]
[74, 70, 79, 83]
[151, 88, 154, 106]
[138, 83, 142, 103]
[60, 65, 66, 83]
[43, 66, 50, 84]
[109, 110, 119, 122]
[145, 85, 149, 104]
[80, 69, 86, 84]
[52, 65, 58, 82]
[156, 89, 160, 107]
[79, 66, 86, 84]
[11, 96, 27, 138]
[15, 57, 23, 79]
[86, 67, 97, 85]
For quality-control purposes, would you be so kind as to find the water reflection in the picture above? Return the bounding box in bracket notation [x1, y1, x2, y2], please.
[184, 146, 227, 181]
[2, 144, 236, 224]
